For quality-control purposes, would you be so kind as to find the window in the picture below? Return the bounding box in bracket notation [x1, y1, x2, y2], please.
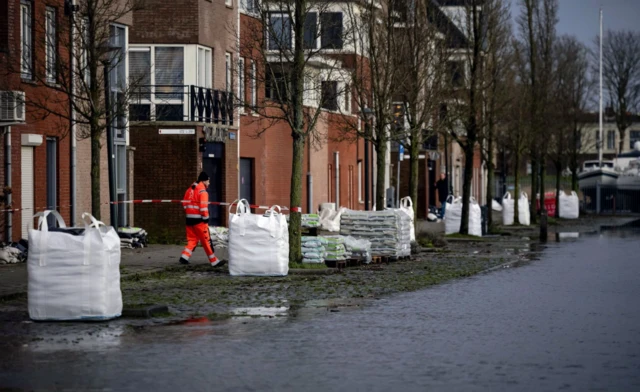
[225, 0, 232, 6]
[250, 60, 257, 108]
[321, 81, 338, 111]
[357, 160, 363, 203]
[607, 130, 616, 150]
[238, 57, 245, 113]
[266, 69, 287, 103]
[320, 12, 343, 49]
[45, 7, 57, 82]
[197, 47, 212, 88]
[129, 48, 150, 120]
[303, 12, 318, 49]
[344, 84, 350, 112]
[225, 52, 232, 92]
[240, 0, 258, 14]
[268, 13, 292, 50]
[109, 25, 127, 140]
[155, 47, 184, 121]
[20, 0, 32, 79]
[447, 61, 464, 88]
[80, 18, 90, 86]
[630, 131, 640, 150]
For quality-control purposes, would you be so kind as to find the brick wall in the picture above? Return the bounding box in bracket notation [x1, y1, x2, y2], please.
[130, 0, 199, 44]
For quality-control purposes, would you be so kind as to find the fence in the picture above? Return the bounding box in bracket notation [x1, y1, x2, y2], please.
[580, 185, 640, 214]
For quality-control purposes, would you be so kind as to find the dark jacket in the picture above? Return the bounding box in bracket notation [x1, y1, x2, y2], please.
[436, 178, 448, 203]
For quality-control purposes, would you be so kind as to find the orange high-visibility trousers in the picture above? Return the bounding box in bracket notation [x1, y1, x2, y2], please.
[181, 222, 216, 263]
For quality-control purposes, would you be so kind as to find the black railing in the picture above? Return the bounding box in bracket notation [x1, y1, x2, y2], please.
[129, 85, 234, 126]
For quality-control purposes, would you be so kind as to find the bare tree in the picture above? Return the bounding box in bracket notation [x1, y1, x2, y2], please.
[394, 1, 448, 224]
[600, 30, 640, 155]
[0, 0, 141, 220]
[238, 0, 352, 264]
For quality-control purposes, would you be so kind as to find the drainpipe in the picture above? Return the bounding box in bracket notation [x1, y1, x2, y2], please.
[236, 3, 241, 200]
[334, 151, 340, 208]
[307, 136, 312, 213]
[68, 0, 76, 225]
[4, 126, 11, 242]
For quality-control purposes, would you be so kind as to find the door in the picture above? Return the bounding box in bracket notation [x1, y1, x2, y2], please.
[202, 142, 224, 226]
[240, 158, 253, 204]
[46, 138, 57, 227]
[21, 147, 34, 239]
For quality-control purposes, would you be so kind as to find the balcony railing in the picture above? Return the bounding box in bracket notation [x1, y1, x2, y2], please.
[129, 85, 234, 126]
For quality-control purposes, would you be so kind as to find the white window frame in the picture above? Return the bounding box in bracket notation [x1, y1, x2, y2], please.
[267, 13, 292, 51]
[358, 160, 363, 203]
[250, 60, 257, 109]
[129, 44, 186, 122]
[238, 57, 245, 113]
[45, 7, 57, 83]
[80, 17, 90, 86]
[225, 52, 232, 92]
[197, 46, 212, 88]
[225, 0, 233, 7]
[240, 0, 259, 15]
[20, 0, 32, 79]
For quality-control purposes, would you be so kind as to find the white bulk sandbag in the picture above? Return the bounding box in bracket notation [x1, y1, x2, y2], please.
[559, 191, 580, 219]
[492, 199, 503, 212]
[444, 195, 462, 235]
[468, 197, 482, 237]
[228, 200, 289, 276]
[28, 211, 122, 321]
[399, 197, 416, 242]
[518, 192, 531, 226]
[502, 192, 514, 226]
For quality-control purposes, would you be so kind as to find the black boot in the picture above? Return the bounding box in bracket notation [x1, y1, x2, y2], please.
[179, 257, 190, 265]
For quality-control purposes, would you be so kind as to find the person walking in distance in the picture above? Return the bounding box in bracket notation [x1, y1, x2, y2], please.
[180, 172, 224, 267]
[435, 172, 449, 219]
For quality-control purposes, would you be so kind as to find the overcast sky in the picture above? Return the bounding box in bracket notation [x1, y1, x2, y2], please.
[507, 0, 640, 48]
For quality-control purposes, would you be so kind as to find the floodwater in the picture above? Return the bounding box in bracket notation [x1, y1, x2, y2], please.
[2, 228, 640, 391]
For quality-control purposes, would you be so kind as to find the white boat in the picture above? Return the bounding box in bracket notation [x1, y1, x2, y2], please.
[578, 160, 619, 189]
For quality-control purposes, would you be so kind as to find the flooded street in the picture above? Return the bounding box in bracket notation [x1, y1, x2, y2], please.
[2, 228, 640, 391]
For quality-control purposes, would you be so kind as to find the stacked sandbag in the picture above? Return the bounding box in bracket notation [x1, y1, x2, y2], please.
[321, 235, 350, 261]
[209, 226, 229, 261]
[301, 214, 321, 228]
[319, 207, 347, 232]
[340, 210, 411, 258]
[301, 236, 326, 264]
[343, 236, 372, 263]
[0, 243, 26, 264]
[117, 227, 148, 249]
[386, 197, 415, 242]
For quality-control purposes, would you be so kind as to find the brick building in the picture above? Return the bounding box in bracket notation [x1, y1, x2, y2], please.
[128, 0, 238, 239]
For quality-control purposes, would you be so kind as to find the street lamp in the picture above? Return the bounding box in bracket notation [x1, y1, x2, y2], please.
[101, 44, 120, 229]
[363, 107, 374, 211]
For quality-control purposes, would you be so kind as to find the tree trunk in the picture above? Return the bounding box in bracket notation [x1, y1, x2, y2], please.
[530, 156, 538, 224]
[486, 126, 494, 230]
[460, 144, 474, 234]
[540, 157, 546, 216]
[375, 139, 387, 210]
[409, 130, 419, 221]
[619, 129, 626, 155]
[514, 149, 520, 225]
[571, 126, 579, 192]
[288, 134, 304, 264]
[91, 125, 101, 219]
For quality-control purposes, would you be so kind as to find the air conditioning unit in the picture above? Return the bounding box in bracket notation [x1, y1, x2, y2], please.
[0, 91, 26, 124]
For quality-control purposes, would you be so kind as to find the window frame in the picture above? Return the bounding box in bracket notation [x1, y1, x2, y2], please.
[250, 60, 257, 109]
[197, 46, 212, 88]
[225, 52, 232, 92]
[606, 130, 616, 151]
[320, 12, 344, 50]
[630, 130, 640, 150]
[238, 57, 245, 113]
[20, 0, 32, 80]
[267, 13, 292, 51]
[45, 6, 57, 83]
[321, 80, 339, 111]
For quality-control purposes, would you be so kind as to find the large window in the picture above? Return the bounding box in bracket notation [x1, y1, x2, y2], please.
[447, 61, 465, 88]
[303, 12, 318, 49]
[250, 60, 257, 108]
[320, 12, 343, 49]
[268, 13, 292, 50]
[109, 25, 127, 139]
[45, 7, 57, 83]
[20, 0, 32, 79]
[240, 0, 258, 14]
[607, 130, 616, 150]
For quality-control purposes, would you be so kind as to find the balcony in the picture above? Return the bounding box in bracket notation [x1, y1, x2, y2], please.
[129, 85, 234, 125]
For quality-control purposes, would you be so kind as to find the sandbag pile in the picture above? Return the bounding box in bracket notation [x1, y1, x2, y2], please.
[340, 210, 411, 257]
[301, 236, 326, 264]
[27, 211, 122, 321]
[444, 196, 482, 236]
[343, 236, 372, 263]
[321, 235, 350, 261]
[319, 206, 347, 232]
[302, 214, 321, 228]
[209, 226, 229, 261]
[117, 227, 148, 249]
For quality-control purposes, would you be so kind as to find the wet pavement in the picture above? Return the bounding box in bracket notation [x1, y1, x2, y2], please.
[1, 226, 639, 391]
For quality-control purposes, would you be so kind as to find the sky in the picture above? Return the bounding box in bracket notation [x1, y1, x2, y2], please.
[507, 0, 640, 47]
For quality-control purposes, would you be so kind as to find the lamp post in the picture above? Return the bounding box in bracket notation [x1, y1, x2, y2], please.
[102, 55, 118, 229]
[363, 108, 374, 211]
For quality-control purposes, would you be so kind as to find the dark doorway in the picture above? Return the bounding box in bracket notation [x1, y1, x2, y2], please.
[203, 142, 224, 226]
[428, 159, 436, 208]
[46, 138, 57, 227]
[240, 158, 253, 204]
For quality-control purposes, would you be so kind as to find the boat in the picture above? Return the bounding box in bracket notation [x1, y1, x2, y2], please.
[578, 160, 618, 188]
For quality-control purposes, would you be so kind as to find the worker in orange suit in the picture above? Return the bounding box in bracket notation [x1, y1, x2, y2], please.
[179, 171, 224, 267]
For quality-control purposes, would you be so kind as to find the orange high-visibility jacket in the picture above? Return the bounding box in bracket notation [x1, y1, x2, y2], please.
[182, 182, 209, 226]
